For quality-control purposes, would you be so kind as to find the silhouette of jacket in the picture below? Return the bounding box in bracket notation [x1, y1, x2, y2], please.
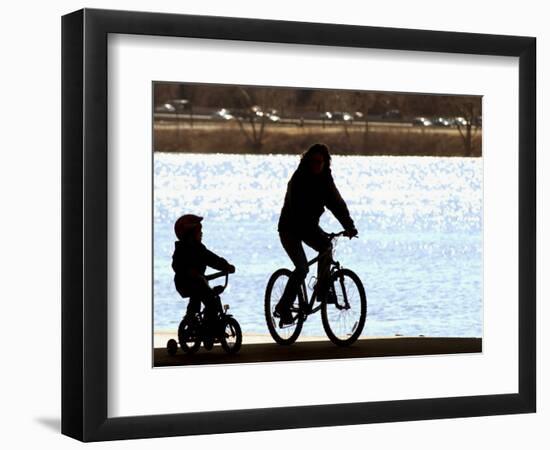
[278, 167, 355, 233]
[172, 240, 231, 282]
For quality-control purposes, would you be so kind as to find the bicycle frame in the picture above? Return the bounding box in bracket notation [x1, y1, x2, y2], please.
[205, 271, 229, 292]
[293, 232, 350, 318]
[187, 271, 231, 322]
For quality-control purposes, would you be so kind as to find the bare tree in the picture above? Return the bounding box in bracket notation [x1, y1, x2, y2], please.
[446, 97, 481, 156]
[153, 83, 181, 106]
[231, 87, 295, 151]
[311, 90, 355, 141]
[306, 89, 379, 152]
[345, 91, 378, 152]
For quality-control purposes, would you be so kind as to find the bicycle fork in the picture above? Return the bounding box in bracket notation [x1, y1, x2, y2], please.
[335, 272, 350, 311]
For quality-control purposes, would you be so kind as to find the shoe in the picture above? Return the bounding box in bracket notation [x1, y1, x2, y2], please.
[274, 304, 294, 326]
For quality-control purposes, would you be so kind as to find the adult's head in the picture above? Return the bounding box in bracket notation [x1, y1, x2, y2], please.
[299, 143, 331, 176]
[174, 214, 203, 242]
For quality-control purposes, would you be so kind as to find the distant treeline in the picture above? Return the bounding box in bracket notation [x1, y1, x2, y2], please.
[154, 125, 481, 157]
[153, 82, 482, 157]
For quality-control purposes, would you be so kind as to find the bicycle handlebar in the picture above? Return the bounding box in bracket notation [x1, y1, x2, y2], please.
[327, 231, 346, 239]
[327, 230, 358, 240]
[205, 271, 230, 292]
[204, 271, 230, 281]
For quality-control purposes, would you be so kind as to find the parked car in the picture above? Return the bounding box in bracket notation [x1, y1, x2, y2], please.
[155, 103, 176, 113]
[171, 99, 190, 112]
[331, 111, 354, 122]
[433, 116, 451, 127]
[262, 109, 280, 122]
[251, 105, 263, 117]
[412, 117, 432, 127]
[382, 109, 402, 120]
[267, 112, 280, 122]
[235, 106, 279, 122]
[452, 116, 468, 126]
[211, 108, 234, 120]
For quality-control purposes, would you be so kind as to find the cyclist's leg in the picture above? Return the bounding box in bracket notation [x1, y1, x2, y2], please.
[182, 277, 212, 317]
[186, 297, 201, 318]
[302, 228, 332, 300]
[203, 289, 222, 321]
[193, 277, 219, 319]
[187, 276, 220, 334]
[278, 230, 309, 311]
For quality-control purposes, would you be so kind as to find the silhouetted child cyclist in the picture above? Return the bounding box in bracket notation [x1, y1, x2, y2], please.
[172, 214, 235, 333]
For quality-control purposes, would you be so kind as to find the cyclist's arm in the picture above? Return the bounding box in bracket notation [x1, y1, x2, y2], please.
[325, 173, 355, 232]
[204, 248, 233, 272]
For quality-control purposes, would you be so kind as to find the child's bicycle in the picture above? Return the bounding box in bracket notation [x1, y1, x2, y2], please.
[166, 271, 242, 355]
[264, 231, 367, 347]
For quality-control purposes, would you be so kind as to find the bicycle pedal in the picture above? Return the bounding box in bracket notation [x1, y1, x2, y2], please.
[279, 320, 294, 329]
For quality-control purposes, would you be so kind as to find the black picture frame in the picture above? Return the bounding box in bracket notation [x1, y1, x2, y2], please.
[61, 8, 536, 442]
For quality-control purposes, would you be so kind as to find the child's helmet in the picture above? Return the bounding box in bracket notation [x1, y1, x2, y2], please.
[174, 214, 203, 240]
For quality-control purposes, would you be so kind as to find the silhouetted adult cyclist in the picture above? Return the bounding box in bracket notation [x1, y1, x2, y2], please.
[275, 143, 358, 325]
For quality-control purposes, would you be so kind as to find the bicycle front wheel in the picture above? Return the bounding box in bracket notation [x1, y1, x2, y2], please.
[220, 317, 242, 354]
[264, 268, 304, 345]
[321, 269, 367, 346]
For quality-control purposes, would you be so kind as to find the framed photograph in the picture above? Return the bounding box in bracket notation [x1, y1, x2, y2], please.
[151, 81, 484, 369]
[62, 8, 536, 441]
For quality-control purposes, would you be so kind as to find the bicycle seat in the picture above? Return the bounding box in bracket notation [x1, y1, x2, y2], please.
[212, 285, 224, 295]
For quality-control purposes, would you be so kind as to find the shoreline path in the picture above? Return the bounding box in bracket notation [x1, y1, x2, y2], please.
[153, 335, 481, 367]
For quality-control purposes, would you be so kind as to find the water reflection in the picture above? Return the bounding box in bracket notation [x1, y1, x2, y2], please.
[154, 154, 482, 338]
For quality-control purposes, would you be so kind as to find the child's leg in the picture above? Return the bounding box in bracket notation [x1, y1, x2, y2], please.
[187, 277, 219, 323]
[203, 293, 223, 321]
[175, 277, 200, 318]
[186, 297, 201, 317]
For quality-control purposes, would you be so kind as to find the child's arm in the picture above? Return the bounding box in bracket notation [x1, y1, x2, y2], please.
[204, 248, 234, 273]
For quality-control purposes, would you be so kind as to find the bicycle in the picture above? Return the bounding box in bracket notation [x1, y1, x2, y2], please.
[264, 231, 367, 347]
[166, 271, 242, 355]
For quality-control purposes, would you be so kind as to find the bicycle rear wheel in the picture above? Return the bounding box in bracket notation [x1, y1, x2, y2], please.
[264, 268, 304, 345]
[178, 317, 201, 354]
[321, 269, 367, 346]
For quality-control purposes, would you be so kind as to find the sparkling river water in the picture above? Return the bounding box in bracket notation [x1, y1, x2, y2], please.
[154, 153, 482, 338]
